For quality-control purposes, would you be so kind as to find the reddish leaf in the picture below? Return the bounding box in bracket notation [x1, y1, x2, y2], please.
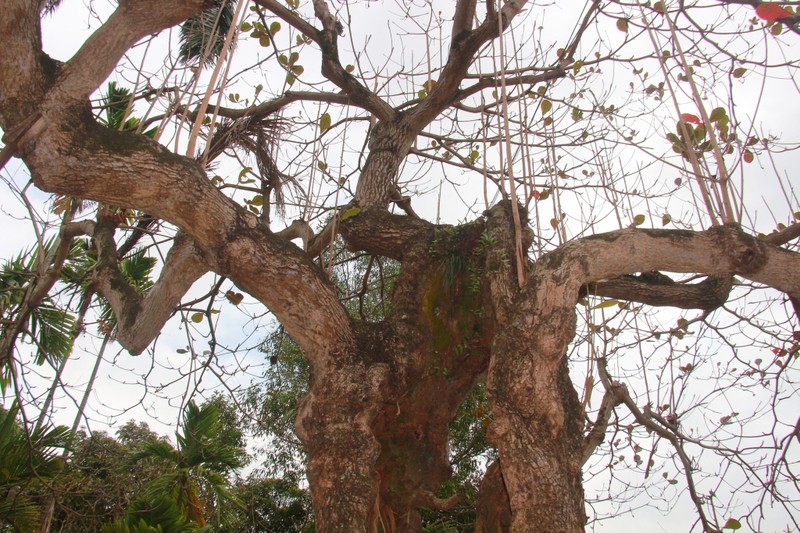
[755, 3, 792, 22]
[681, 113, 701, 124]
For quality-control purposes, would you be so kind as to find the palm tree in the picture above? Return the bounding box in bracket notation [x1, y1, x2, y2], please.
[131, 401, 244, 529]
[0, 403, 70, 533]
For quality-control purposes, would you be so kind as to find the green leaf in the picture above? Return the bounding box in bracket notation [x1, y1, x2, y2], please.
[633, 214, 646, 226]
[694, 125, 706, 141]
[591, 299, 621, 310]
[190, 312, 204, 323]
[709, 107, 726, 122]
[269, 21, 281, 35]
[541, 99, 552, 114]
[341, 207, 362, 221]
[723, 518, 742, 530]
[319, 112, 332, 134]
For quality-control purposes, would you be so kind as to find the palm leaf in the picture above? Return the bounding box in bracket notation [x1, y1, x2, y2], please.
[0, 404, 69, 532]
[102, 497, 212, 533]
[204, 115, 297, 217]
[29, 301, 76, 366]
[178, 0, 236, 67]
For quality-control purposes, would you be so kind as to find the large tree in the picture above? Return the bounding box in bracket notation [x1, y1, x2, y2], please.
[2, 0, 800, 531]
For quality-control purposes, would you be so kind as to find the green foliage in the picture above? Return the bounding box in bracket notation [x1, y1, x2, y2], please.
[223, 476, 313, 533]
[48, 427, 160, 532]
[419, 386, 494, 531]
[241, 328, 309, 481]
[101, 498, 212, 533]
[132, 400, 245, 529]
[0, 241, 78, 391]
[0, 403, 70, 533]
[99, 83, 157, 138]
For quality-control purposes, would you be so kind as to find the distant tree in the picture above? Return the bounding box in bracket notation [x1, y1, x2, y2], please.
[47, 423, 164, 532]
[130, 400, 244, 529]
[225, 475, 313, 533]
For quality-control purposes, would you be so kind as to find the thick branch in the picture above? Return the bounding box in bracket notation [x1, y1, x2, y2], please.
[587, 273, 732, 311]
[54, 0, 213, 103]
[581, 384, 622, 465]
[338, 207, 435, 260]
[536, 225, 800, 303]
[92, 223, 209, 354]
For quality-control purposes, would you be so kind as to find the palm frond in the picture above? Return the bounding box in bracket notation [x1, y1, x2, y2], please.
[39, 0, 62, 15]
[102, 497, 212, 533]
[0, 404, 69, 532]
[29, 301, 76, 366]
[132, 438, 180, 464]
[119, 250, 157, 294]
[98, 83, 158, 138]
[178, 0, 236, 67]
[204, 115, 298, 217]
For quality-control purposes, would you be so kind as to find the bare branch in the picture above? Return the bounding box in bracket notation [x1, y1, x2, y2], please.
[596, 358, 721, 533]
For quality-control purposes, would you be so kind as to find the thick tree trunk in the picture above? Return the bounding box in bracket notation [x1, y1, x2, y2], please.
[488, 357, 586, 531]
[475, 460, 512, 533]
[295, 354, 388, 531]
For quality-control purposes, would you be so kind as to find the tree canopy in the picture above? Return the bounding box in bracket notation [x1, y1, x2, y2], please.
[2, 0, 800, 531]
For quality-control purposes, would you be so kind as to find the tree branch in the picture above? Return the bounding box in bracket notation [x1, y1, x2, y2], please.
[92, 221, 209, 354]
[53, 0, 214, 103]
[582, 383, 622, 465]
[252, 0, 321, 45]
[596, 357, 721, 533]
[204, 90, 355, 120]
[406, 0, 532, 131]
[536, 225, 800, 304]
[586, 273, 732, 311]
